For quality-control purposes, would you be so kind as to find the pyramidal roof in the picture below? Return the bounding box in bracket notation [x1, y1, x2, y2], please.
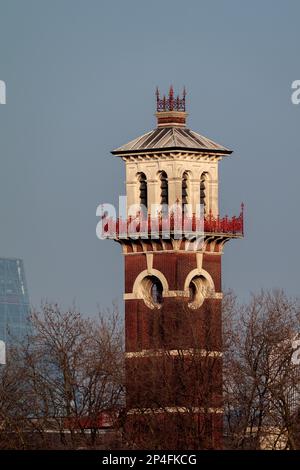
[112, 127, 231, 156]
[111, 87, 232, 157]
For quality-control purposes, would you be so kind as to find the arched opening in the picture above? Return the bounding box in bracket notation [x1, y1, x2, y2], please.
[200, 172, 210, 215]
[189, 282, 197, 302]
[188, 275, 210, 309]
[182, 171, 189, 206]
[151, 278, 163, 305]
[159, 171, 168, 206]
[138, 173, 147, 210]
[140, 275, 163, 309]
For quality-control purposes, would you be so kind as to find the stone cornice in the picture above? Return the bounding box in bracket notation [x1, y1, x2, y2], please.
[121, 152, 223, 163]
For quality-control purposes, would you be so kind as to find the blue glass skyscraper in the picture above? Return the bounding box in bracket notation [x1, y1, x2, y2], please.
[0, 258, 30, 345]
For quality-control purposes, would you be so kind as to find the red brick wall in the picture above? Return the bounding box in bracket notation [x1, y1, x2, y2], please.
[126, 355, 222, 409]
[125, 297, 222, 352]
[124, 252, 222, 293]
[124, 250, 223, 449]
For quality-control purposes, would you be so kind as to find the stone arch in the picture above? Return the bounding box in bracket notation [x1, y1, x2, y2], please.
[200, 171, 211, 215]
[184, 268, 215, 293]
[177, 167, 192, 179]
[136, 172, 148, 211]
[182, 170, 191, 206]
[158, 170, 169, 206]
[132, 269, 169, 309]
[184, 268, 215, 309]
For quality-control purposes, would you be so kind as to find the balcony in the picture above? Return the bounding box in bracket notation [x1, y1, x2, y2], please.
[101, 204, 244, 240]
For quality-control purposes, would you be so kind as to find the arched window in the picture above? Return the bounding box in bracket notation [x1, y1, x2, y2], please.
[159, 171, 168, 206]
[200, 172, 209, 215]
[140, 275, 163, 309]
[182, 171, 189, 206]
[188, 275, 210, 309]
[138, 173, 147, 210]
[151, 278, 163, 305]
[189, 282, 197, 302]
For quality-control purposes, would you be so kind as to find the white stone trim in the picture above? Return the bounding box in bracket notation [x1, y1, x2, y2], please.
[184, 268, 215, 293]
[196, 252, 203, 270]
[163, 290, 188, 298]
[132, 269, 169, 297]
[127, 407, 223, 415]
[122, 153, 224, 162]
[214, 292, 223, 299]
[123, 250, 223, 256]
[146, 253, 153, 273]
[124, 293, 138, 300]
[124, 291, 223, 301]
[125, 349, 222, 359]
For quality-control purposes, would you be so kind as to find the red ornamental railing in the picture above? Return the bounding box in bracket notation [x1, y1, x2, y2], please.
[156, 86, 186, 112]
[204, 205, 244, 234]
[102, 204, 244, 239]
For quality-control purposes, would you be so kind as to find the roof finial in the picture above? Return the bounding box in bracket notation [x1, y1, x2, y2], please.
[156, 87, 160, 99]
[169, 85, 174, 111]
[156, 86, 187, 113]
[183, 86, 186, 111]
[162, 95, 166, 111]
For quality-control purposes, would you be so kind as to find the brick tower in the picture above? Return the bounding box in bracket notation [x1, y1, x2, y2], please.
[103, 87, 243, 449]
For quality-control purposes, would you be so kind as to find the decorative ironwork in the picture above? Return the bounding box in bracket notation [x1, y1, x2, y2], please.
[204, 204, 244, 234]
[156, 86, 186, 112]
[102, 203, 244, 239]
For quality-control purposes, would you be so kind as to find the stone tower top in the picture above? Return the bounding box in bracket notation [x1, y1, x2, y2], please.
[155, 86, 187, 128]
[112, 87, 232, 157]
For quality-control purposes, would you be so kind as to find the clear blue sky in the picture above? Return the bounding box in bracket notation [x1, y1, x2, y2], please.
[0, 0, 299, 314]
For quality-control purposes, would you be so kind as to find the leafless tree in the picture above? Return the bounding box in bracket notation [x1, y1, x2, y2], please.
[0, 303, 124, 449]
[223, 290, 300, 450]
[121, 290, 300, 450]
[1, 290, 300, 450]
